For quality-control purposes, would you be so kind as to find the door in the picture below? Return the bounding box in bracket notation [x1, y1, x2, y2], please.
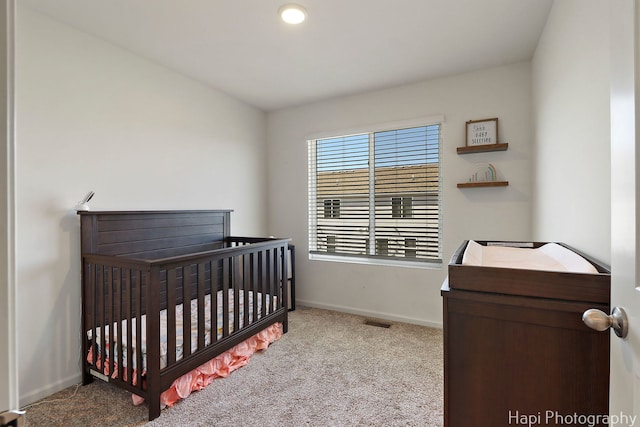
[609, 0, 640, 422]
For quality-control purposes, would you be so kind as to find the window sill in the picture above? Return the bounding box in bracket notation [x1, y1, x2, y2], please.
[309, 253, 442, 270]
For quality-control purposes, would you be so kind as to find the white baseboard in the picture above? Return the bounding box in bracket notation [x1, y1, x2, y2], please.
[295, 299, 443, 329]
[19, 373, 83, 408]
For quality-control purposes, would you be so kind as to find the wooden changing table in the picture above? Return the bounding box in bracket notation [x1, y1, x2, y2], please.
[442, 240, 611, 427]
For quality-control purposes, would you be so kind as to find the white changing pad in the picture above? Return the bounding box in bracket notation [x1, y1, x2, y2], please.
[461, 240, 598, 274]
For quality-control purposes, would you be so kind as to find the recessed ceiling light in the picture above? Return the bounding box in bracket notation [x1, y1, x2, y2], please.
[279, 4, 307, 25]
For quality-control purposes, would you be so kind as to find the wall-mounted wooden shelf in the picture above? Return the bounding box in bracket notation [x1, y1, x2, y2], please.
[457, 181, 509, 188]
[457, 143, 509, 154]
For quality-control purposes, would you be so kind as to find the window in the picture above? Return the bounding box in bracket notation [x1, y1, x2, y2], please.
[392, 197, 413, 218]
[323, 199, 341, 218]
[376, 238, 389, 256]
[326, 235, 337, 253]
[405, 238, 417, 258]
[308, 121, 441, 264]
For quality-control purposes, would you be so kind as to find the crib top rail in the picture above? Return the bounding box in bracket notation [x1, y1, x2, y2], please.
[82, 236, 290, 267]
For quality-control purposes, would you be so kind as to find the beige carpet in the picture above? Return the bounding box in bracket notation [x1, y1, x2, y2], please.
[23, 307, 443, 426]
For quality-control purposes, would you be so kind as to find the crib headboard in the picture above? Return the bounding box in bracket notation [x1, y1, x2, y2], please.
[78, 210, 232, 258]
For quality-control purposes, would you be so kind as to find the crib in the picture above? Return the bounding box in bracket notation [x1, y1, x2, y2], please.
[79, 210, 290, 421]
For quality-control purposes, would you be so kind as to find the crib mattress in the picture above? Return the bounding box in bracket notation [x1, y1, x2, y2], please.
[87, 289, 275, 371]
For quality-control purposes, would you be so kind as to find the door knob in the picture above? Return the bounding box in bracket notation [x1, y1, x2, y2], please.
[582, 306, 628, 338]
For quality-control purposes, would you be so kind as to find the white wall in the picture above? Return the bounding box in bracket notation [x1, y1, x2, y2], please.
[531, 0, 611, 264]
[267, 62, 533, 327]
[15, 5, 267, 404]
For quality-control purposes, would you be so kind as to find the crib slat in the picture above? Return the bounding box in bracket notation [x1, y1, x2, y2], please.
[233, 256, 240, 333]
[243, 254, 250, 326]
[281, 246, 288, 312]
[258, 250, 265, 318]
[263, 250, 270, 316]
[272, 251, 277, 313]
[113, 268, 122, 381]
[183, 264, 192, 357]
[277, 247, 284, 311]
[123, 269, 133, 388]
[276, 248, 282, 311]
[97, 265, 107, 376]
[222, 258, 230, 337]
[120, 268, 133, 388]
[251, 253, 258, 322]
[135, 270, 143, 390]
[197, 262, 206, 351]
[212, 262, 218, 343]
[272, 248, 278, 312]
[275, 248, 281, 312]
[167, 268, 176, 366]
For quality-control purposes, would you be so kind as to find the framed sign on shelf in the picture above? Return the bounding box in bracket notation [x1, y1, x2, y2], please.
[466, 118, 498, 146]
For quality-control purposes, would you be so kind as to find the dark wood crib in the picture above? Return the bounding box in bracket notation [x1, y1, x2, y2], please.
[79, 210, 289, 420]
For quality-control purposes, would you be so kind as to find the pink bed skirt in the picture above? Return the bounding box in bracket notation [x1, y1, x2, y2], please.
[89, 322, 283, 408]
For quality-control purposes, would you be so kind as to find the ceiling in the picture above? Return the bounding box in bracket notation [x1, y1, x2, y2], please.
[22, 0, 553, 112]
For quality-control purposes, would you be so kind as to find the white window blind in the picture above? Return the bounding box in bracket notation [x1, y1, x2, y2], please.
[308, 123, 441, 263]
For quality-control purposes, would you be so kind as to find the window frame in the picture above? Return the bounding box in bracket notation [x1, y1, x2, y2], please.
[307, 115, 444, 269]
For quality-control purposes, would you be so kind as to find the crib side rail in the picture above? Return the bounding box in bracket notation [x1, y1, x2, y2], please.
[225, 236, 282, 245]
[152, 238, 289, 384]
[146, 237, 290, 267]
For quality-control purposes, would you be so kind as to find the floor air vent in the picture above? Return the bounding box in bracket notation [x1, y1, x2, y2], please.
[364, 319, 391, 328]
